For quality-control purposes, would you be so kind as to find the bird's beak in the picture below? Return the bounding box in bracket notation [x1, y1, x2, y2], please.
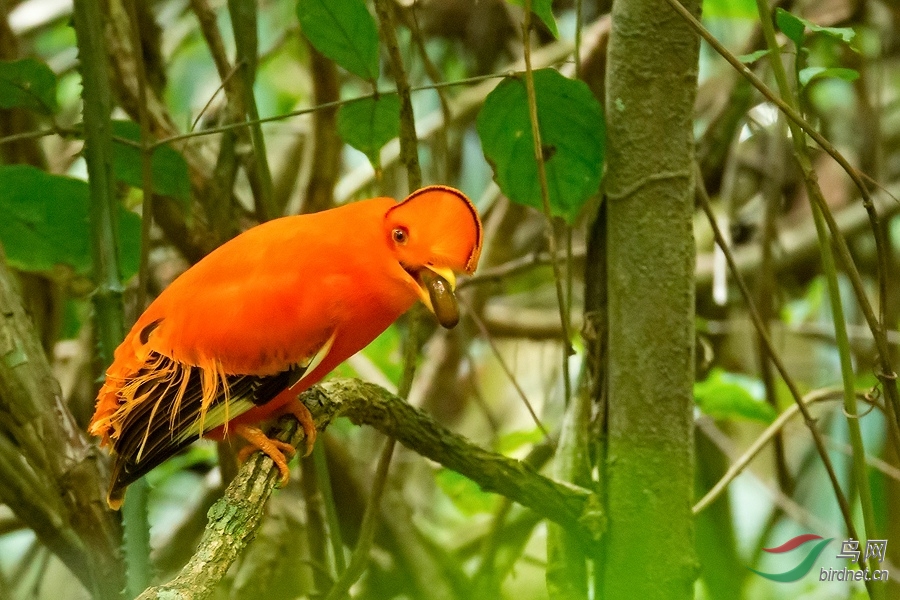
[416, 265, 461, 329]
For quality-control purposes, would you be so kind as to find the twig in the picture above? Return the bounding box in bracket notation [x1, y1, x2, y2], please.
[313, 442, 346, 574]
[191, 0, 274, 223]
[323, 435, 395, 600]
[753, 2, 880, 585]
[149, 74, 505, 149]
[662, 0, 900, 451]
[659, 0, 869, 213]
[461, 296, 550, 439]
[401, 6, 452, 179]
[459, 247, 565, 288]
[465, 183, 900, 293]
[125, 0, 154, 317]
[696, 166, 864, 564]
[95, 0, 220, 263]
[694, 388, 864, 513]
[697, 417, 840, 536]
[574, 0, 582, 78]
[335, 35, 580, 202]
[122, 0, 155, 593]
[299, 45, 340, 214]
[228, 0, 278, 220]
[521, 0, 573, 402]
[374, 0, 421, 191]
[520, 16, 587, 592]
[0, 126, 64, 146]
[74, 1, 150, 597]
[96, 0, 164, 590]
[825, 435, 900, 483]
[189, 63, 242, 133]
[0, 74, 505, 150]
[755, 119, 793, 494]
[323, 5, 425, 597]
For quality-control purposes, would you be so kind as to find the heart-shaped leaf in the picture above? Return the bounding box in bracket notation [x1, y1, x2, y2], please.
[477, 69, 604, 224]
[297, 0, 380, 80]
[337, 95, 400, 166]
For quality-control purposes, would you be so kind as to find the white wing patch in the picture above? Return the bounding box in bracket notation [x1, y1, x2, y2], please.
[290, 332, 335, 389]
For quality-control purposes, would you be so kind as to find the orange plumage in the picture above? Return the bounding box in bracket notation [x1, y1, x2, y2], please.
[90, 186, 482, 508]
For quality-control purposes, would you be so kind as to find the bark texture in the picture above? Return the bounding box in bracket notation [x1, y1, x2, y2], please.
[602, 0, 701, 596]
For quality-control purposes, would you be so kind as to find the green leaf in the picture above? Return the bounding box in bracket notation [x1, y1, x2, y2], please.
[0, 165, 142, 280]
[738, 49, 770, 64]
[337, 95, 400, 166]
[0, 165, 90, 274]
[776, 8, 856, 47]
[435, 468, 499, 515]
[798, 66, 859, 87]
[111, 120, 191, 207]
[477, 69, 604, 224]
[694, 369, 777, 424]
[702, 0, 756, 19]
[775, 8, 806, 47]
[297, 0, 380, 80]
[805, 23, 855, 44]
[507, 0, 559, 39]
[0, 58, 57, 113]
[495, 427, 545, 455]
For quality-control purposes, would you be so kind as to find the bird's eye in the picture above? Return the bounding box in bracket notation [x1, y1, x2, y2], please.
[392, 227, 408, 245]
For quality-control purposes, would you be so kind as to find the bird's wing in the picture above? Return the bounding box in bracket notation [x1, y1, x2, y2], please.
[105, 332, 334, 497]
[90, 213, 351, 447]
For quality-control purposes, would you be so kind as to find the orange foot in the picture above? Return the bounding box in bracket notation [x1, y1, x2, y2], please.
[235, 424, 297, 487]
[273, 397, 318, 457]
[234, 399, 318, 487]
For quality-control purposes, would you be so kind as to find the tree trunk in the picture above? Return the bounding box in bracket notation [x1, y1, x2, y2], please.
[601, 0, 700, 596]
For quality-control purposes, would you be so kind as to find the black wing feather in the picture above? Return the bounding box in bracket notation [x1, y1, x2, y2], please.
[107, 351, 303, 504]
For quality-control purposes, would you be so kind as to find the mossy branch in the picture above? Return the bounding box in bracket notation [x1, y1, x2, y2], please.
[138, 378, 603, 600]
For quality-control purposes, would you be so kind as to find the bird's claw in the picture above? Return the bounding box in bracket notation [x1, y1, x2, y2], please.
[278, 398, 317, 457]
[235, 425, 297, 487]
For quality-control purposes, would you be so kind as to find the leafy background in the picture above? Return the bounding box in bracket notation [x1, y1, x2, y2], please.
[0, 0, 897, 598]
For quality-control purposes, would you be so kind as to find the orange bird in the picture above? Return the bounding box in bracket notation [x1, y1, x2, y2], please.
[90, 186, 482, 509]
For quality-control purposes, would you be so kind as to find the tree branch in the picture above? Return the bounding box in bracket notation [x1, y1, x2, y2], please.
[138, 378, 603, 600]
